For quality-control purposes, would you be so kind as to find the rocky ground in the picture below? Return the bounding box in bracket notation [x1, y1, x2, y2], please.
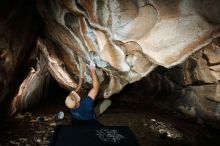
[0, 92, 220, 146]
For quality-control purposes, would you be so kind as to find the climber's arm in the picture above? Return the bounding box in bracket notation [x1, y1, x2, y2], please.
[88, 64, 100, 100]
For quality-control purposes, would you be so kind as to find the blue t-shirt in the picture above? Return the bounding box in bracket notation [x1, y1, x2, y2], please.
[70, 96, 96, 120]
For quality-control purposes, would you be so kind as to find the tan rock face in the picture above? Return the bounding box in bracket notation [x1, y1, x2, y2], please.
[11, 49, 50, 114]
[167, 38, 220, 119]
[169, 38, 220, 86]
[35, 0, 219, 97]
[0, 0, 220, 116]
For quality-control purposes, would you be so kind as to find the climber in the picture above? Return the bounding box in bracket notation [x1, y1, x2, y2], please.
[65, 61, 111, 125]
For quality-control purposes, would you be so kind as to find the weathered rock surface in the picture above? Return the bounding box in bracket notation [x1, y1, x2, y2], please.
[11, 49, 50, 114]
[35, 0, 219, 97]
[0, 0, 41, 103]
[167, 38, 220, 120]
[0, 0, 220, 119]
[168, 38, 220, 86]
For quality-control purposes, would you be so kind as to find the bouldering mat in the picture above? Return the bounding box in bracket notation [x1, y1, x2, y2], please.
[50, 125, 140, 146]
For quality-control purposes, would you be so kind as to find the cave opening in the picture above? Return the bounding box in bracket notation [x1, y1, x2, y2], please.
[1, 0, 220, 145]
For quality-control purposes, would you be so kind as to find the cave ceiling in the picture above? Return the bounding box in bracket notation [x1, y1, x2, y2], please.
[0, 0, 220, 117]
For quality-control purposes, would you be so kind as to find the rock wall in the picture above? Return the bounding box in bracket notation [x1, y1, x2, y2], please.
[167, 38, 220, 120]
[119, 38, 220, 120]
[35, 0, 219, 96]
[0, 0, 220, 118]
[0, 0, 42, 103]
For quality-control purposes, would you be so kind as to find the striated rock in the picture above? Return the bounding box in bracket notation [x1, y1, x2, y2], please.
[121, 37, 220, 120]
[0, 0, 220, 117]
[36, 0, 219, 98]
[166, 38, 220, 120]
[11, 48, 50, 114]
[179, 84, 220, 118]
[168, 38, 220, 86]
[0, 0, 41, 103]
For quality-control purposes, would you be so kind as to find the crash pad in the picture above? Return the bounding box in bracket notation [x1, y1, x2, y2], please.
[50, 125, 140, 146]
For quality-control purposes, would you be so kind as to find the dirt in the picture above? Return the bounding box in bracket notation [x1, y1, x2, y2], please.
[0, 93, 220, 146]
